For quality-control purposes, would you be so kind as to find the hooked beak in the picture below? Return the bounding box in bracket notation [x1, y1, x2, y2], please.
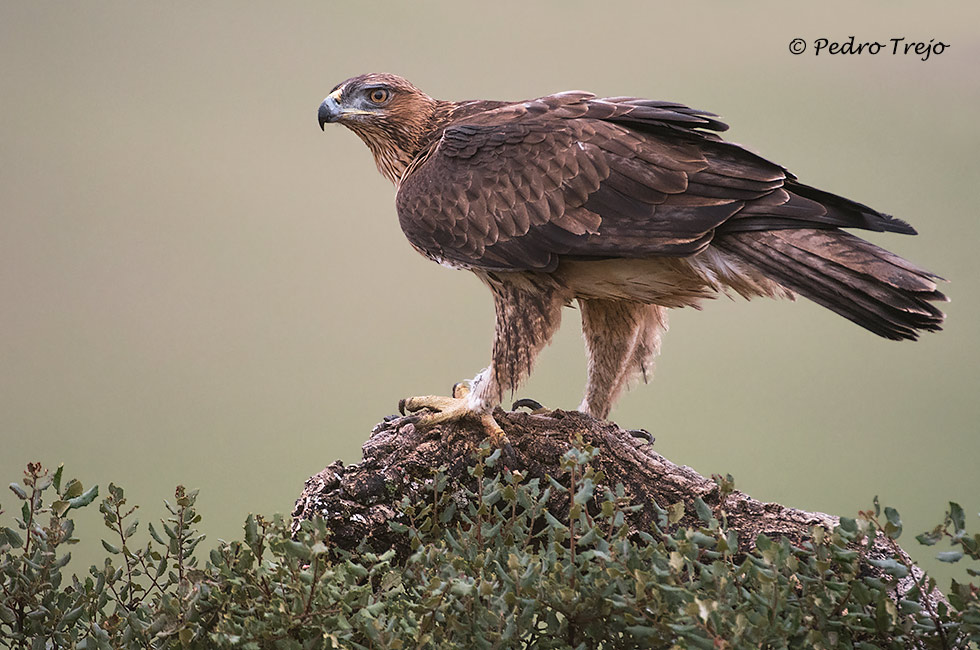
[318, 94, 342, 130]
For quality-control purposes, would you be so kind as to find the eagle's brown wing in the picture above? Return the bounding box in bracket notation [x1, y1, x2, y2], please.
[395, 92, 915, 273]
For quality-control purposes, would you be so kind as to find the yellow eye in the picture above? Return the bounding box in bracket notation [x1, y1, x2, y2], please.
[368, 88, 390, 104]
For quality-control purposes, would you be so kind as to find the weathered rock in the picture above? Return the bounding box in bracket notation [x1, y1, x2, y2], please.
[293, 407, 940, 611]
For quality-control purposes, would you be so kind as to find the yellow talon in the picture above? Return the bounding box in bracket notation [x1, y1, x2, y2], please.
[397, 385, 509, 448]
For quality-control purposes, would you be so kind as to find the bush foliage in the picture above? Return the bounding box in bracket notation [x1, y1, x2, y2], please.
[2, 443, 979, 649]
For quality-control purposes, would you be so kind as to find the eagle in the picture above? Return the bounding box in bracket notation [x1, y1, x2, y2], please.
[318, 73, 946, 439]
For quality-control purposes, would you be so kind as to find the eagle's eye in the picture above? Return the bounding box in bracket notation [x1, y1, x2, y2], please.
[368, 88, 391, 105]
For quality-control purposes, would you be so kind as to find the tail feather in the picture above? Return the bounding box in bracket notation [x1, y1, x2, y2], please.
[715, 229, 946, 341]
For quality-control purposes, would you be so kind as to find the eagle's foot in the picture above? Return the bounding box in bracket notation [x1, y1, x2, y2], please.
[398, 382, 510, 449]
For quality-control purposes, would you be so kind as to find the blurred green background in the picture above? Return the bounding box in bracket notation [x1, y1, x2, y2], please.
[1, 2, 977, 585]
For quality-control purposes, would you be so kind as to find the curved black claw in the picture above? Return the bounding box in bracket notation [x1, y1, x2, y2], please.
[374, 412, 416, 434]
[500, 440, 518, 470]
[628, 428, 655, 444]
[512, 398, 545, 412]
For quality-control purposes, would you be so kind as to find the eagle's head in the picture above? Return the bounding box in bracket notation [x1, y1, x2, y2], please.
[319, 73, 440, 185]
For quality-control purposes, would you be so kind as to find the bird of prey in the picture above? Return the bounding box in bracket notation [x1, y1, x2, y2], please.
[318, 73, 945, 438]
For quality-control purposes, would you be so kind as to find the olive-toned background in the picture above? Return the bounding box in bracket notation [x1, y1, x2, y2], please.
[2, 2, 977, 584]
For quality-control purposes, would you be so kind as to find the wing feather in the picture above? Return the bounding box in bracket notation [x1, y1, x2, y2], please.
[395, 92, 916, 272]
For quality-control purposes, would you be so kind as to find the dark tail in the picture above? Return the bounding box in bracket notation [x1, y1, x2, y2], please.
[715, 229, 947, 340]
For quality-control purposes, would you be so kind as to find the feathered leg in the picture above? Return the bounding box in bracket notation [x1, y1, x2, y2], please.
[578, 299, 668, 419]
[470, 272, 567, 409]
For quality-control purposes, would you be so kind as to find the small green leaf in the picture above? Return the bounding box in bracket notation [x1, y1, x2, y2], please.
[346, 561, 368, 579]
[573, 478, 595, 506]
[8, 482, 27, 500]
[576, 527, 598, 548]
[35, 472, 53, 492]
[0, 604, 16, 624]
[283, 540, 311, 561]
[916, 529, 943, 546]
[63, 479, 83, 499]
[937, 550, 964, 563]
[693, 497, 712, 523]
[63, 605, 85, 625]
[486, 448, 502, 467]
[389, 521, 408, 534]
[67, 485, 99, 509]
[949, 502, 966, 535]
[101, 540, 120, 555]
[544, 511, 567, 532]
[52, 464, 64, 492]
[625, 625, 659, 639]
[3, 527, 24, 548]
[451, 580, 474, 597]
[812, 526, 826, 546]
[884, 507, 902, 539]
[689, 532, 717, 548]
[601, 500, 615, 518]
[146, 522, 164, 546]
[244, 514, 258, 550]
[868, 557, 909, 579]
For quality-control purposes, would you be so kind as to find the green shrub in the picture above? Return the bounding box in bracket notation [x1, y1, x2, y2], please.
[2, 444, 979, 649]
